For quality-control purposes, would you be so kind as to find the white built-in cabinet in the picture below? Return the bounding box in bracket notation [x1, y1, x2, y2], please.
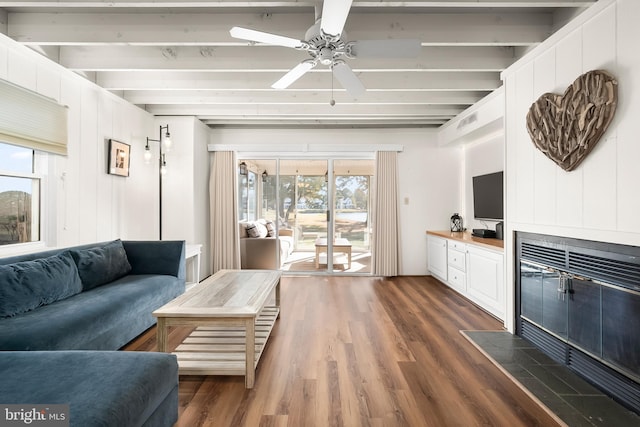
[447, 240, 466, 294]
[427, 231, 505, 321]
[466, 245, 504, 319]
[427, 235, 448, 281]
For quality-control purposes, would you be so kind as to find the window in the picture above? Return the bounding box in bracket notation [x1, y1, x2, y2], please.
[0, 142, 40, 246]
[238, 170, 257, 222]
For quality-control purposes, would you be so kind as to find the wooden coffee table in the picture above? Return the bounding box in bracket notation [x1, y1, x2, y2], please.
[315, 237, 352, 269]
[152, 269, 281, 388]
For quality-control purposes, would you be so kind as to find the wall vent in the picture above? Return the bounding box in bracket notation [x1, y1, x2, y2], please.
[568, 251, 640, 292]
[568, 348, 640, 413]
[456, 112, 477, 129]
[521, 320, 566, 364]
[520, 242, 566, 269]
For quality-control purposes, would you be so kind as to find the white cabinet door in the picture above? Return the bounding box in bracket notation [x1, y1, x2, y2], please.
[427, 235, 447, 281]
[466, 245, 504, 319]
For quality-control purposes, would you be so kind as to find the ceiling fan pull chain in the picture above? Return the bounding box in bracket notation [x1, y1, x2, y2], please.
[330, 65, 336, 106]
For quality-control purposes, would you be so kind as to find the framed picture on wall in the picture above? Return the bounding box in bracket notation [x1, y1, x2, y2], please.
[108, 139, 131, 177]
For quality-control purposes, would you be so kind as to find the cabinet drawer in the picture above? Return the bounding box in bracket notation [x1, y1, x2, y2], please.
[449, 240, 466, 251]
[448, 249, 466, 271]
[447, 266, 466, 292]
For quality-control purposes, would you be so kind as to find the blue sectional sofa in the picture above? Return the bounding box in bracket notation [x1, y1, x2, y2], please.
[0, 239, 186, 427]
[0, 351, 178, 427]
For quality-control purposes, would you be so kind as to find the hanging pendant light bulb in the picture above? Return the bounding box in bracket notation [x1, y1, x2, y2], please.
[161, 129, 172, 153]
[144, 138, 152, 164]
[160, 154, 168, 175]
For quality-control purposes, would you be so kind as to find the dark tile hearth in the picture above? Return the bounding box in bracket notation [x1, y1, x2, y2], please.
[462, 331, 640, 427]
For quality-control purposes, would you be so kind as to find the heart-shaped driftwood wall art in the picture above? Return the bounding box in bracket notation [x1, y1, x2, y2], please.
[526, 70, 618, 172]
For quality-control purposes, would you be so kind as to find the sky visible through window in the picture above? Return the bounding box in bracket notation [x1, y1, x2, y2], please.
[0, 143, 33, 193]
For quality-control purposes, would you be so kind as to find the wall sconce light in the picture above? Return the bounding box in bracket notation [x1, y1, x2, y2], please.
[239, 161, 248, 175]
[262, 170, 268, 182]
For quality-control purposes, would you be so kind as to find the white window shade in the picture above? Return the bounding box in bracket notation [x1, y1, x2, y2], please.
[0, 78, 68, 156]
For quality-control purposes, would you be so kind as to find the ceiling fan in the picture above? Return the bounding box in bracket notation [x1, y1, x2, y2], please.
[229, 0, 421, 98]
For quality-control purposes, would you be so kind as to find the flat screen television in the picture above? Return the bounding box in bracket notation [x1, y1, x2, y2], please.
[472, 171, 504, 221]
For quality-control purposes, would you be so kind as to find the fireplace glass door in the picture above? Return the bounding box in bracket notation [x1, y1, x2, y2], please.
[520, 261, 566, 340]
[602, 286, 640, 381]
[567, 278, 602, 358]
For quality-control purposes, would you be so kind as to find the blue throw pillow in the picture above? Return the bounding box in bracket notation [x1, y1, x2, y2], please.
[70, 239, 132, 291]
[0, 251, 83, 318]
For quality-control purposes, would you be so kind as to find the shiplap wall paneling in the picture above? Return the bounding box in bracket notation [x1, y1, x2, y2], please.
[7, 50, 35, 90]
[35, 66, 63, 246]
[616, 0, 640, 231]
[0, 45, 6, 79]
[532, 49, 557, 226]
[78, 86, 99, 243]
[513, 62, 535, 225]
[97, 95, 114, 242]
[161, 117, 196, 244]
[581, 4, 617, 231]
[555, 29, 584, 228]
[59, 75, 82, 246]
[123, 106, 147, 239]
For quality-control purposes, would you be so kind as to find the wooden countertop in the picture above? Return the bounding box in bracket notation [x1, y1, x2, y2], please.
[426, 230, 504, 251]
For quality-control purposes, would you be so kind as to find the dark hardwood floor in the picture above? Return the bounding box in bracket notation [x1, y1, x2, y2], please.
[125, 275, 560, 427]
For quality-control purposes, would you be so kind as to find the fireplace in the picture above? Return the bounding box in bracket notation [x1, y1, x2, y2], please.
[516, 232, 640, 414]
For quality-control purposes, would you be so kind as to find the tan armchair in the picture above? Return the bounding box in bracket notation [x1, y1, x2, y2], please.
[239, 223, 294, 269]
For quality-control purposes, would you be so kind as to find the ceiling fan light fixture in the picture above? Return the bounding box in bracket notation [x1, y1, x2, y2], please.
[318, 47, 334, 65]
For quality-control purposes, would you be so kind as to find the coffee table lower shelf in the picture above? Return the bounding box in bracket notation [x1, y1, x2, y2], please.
[172, 306, 279, 376]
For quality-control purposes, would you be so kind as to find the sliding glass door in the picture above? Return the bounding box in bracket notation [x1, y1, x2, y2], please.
[238, 157, 373, 274]
[279, 159, 329, 271]
[332, 160, 372, 273]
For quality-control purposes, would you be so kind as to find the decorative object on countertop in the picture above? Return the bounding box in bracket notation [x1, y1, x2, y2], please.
[526, 69, 617, 172]
[450, 213, 463, 232]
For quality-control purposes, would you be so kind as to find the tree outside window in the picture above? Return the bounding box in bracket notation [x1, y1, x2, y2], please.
[0, 143, 40, 246]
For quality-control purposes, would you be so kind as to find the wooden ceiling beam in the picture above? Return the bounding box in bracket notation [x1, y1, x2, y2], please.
[8, 12, 552, 46]
[123, 89, 489, 105]
[97, 70, 502, 91]
[0, 1, 597, 11]
[59, 45, 516, 72]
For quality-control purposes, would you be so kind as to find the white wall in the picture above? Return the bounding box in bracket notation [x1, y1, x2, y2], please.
[209, 127, 462, 275]
[399, 137, 462, 275]
[502, 0, 640, 331]
[159, 116, 211, 279]
[0, 32, 156, 254]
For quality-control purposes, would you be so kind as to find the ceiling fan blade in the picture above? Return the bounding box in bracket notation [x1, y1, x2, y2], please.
[349, 39, 422, 58]
[320, 0, 353, 37]
[272, 60, 317, 89]
[332, 61, 365, 98]
[230, 26, 305, 49]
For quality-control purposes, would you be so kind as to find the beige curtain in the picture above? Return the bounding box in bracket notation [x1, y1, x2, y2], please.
[373, 151, 400, 276]
[209, 151, 241, 273]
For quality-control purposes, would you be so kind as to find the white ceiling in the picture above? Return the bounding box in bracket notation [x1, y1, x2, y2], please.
[0, 1, 596, 128]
